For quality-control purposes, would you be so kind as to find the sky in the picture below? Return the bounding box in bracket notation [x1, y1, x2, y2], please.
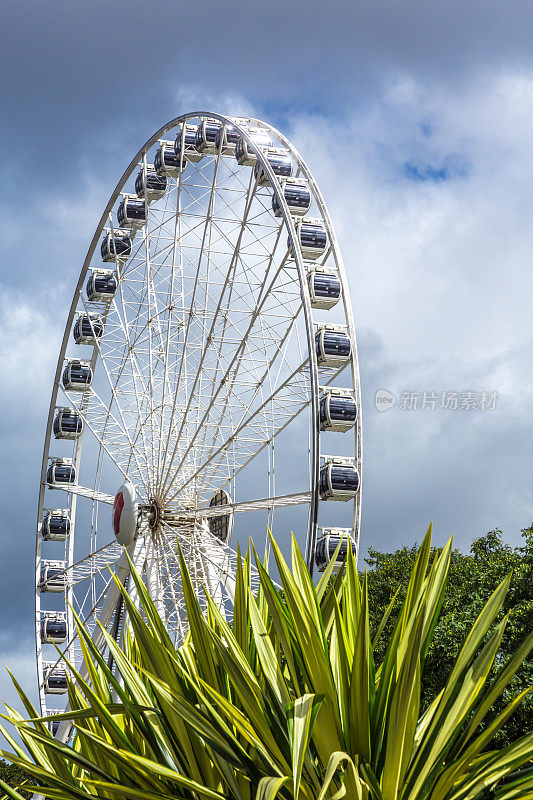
[2, 0, 533, 717]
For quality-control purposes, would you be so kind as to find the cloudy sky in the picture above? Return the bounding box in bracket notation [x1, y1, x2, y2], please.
[2, 0, 533, 715]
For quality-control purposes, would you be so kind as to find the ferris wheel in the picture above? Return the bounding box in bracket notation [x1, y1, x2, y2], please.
[34, 112, 362, 726]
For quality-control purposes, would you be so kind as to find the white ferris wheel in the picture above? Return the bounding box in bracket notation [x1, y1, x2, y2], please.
[34, 112, 362, 726]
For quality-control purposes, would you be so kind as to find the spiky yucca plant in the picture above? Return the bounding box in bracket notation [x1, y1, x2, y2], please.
[1, 526, 532, 800]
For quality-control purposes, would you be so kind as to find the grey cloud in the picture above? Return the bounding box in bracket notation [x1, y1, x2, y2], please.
[4, 0, 533, 166]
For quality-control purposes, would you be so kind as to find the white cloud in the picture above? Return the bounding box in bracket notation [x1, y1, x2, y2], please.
[0, 291, 61, 401]
[281, 72, 533, 548]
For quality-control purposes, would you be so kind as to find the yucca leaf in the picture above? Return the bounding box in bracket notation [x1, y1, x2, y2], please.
[233, 545, 251, 658]
[316, 537, 344, 603]
[142, 670, 251, 768]
[196, 642, 291, 772]
[342, 539, 362, 654]
[447, 733, 533, 800]
[349, 574, 373, 762]
[371, 586, 400, 650]
[494, 769, 533, 800]
[84, 777, 226, 800]
[256, 775, 291, 800]
[269, 535, 344, 762]
[320, 558, 349, 639]
[431, 688, 532, 800]
[458, 627, 533, 749]
[404, 615, 510, 800]
[371, 526, 432, 765]
[254, 556, 304, 695]
[247, 588, 290, 706]
[291, 533, 324, 632]
[286, 693, 323, 799]
[177, 543, 223, 691]
[332, 599, 352, 741]
[380, 600, 424, 800]
[422, 539, 452, 647]
[2, 688, 71, 780]
[316, 752, 367, 800]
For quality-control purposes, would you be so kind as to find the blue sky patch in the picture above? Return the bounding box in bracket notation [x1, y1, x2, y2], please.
[403, 153, 470, 182]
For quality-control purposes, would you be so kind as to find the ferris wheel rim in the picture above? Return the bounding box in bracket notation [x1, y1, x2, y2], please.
[34, 111, 362, 722]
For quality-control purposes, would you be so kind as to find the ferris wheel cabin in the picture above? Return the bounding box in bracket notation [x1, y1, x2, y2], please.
[214, 123, 240, 155]
[254, 147, 293, 186]
[42, 509, 70, 541]
[208, 489, 233, 542]
[40, 561, 67, 593]
[101, 231, 132, 262]
[319, 458, 359, 501]
[117, 196, 146, 230]
[62, 360, 92, 391]
[86, 270, 117, 302]
[195, 119, 220, 154]
[174, 123, 203, 163]
[154, 141, 186, 177]
[235, 126, 272, 166]
[315, 325, 351, 367]
[73, 313, 104, 345]
[272, 178, 311, 217]
[319, 389, 357, 432]
[43, 665, 68, 694]
[53, 408, 83, 440]
[315, 529, 357, 572]
[40, 614, 67, 644]
[46, 458, 75, 486]
[308, 267, 341, 310]
[135, 166, 167, 201]
[291, 218, 328, 260]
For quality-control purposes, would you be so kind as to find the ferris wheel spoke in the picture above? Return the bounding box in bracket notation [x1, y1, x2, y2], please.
[190, 224, 292, 464]
[204, 363, 352, 502]
[157, 166, 263, 493]
[161, 280, 307, 504]
[59, 384, 148, 490]
[154, 538, 187, 643]
[79, 293, 154, 489]
[103, 272, 162, 483]
[162, 519, 270, 595]
[49, 483, 115, 505]
[142, 225, 158, 495]
[165, 490, 312, 520]
[165, 356, 310, 503]
[54, 541, 124, 594]
[155, 163, 185, 491]
[158, 249, 299, 499]
[161, 522, 236, 605]
[152, 145, 226, 498]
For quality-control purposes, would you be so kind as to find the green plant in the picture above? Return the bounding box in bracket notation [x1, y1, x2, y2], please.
[1, 526, 532, 799]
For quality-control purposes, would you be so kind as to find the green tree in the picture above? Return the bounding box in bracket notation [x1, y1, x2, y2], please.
[365, 525, 533, 749]
[0, 760, 33, 798]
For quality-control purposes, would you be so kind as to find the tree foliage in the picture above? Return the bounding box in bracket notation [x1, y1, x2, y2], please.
[365, 525, 533, 749]
[0, 760, 33, 798]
